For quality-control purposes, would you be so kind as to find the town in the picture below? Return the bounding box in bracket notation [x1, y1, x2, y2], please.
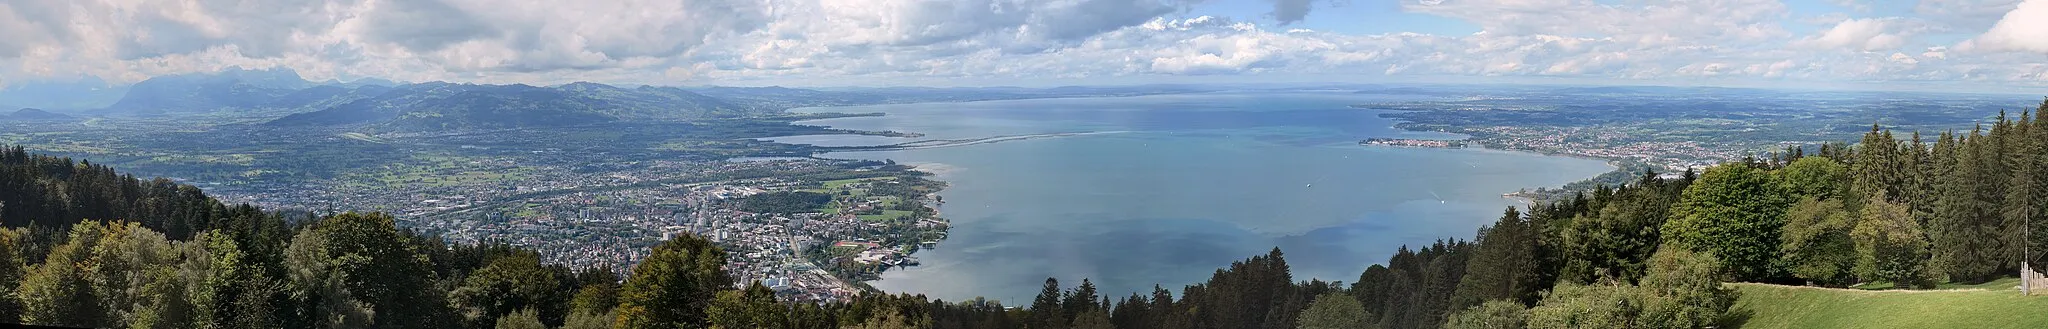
[193, 153, 950, 302]
[1359, 137, 1468, 148]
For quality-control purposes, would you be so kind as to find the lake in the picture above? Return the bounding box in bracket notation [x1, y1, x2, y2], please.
[773, 92, 1613, 304]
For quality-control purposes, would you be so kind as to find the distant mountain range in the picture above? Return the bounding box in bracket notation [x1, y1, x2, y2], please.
[30, 68, 770, 132]
[0, 76, 128, 110]
[265, 82, 752, 132]
[1, 108, 75, 121]
[2, 67, 1219, 133]
[96, 67, 315, 115]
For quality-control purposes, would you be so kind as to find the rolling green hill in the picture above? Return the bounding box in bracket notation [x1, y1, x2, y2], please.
[1729, 282, 2048, 329]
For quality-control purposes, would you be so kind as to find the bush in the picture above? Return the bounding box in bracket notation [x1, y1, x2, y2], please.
[1637, 247, 1738, 328]
[1296, 293, 1371, 329]
[1527, 246, 1736, 329]
[1444, 300, 1526, 329]
[495, 308, 545, 329]
[1525, 280, 1639, 329]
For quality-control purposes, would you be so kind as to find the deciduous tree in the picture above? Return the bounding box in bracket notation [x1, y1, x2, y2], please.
[615, 233, 732, 329]
[1661, 164, 1792, 281]
[1855, 198, 1934, 289]
[1779, 197, 1857, 287]
[1294, 293, 1370, 329]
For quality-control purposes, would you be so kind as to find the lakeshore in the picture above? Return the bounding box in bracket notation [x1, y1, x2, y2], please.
[784, 92, 1614, 302]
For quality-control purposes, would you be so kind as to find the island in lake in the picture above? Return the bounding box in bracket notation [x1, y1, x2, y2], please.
[1360, 137, 1467, 148]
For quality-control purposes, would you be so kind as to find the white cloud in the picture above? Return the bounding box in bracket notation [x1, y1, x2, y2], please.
[0, 0, 2046, 88]
[1890, 52, 1920, 65]
[1969, 0, 2048, 53]
[1797, 18, 1920, 52]
[1922, 46, 1950, 59]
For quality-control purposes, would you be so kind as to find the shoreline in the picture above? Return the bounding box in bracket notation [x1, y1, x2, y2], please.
[1351, 108, 1635, 204]
[779, 98, 1627, 293]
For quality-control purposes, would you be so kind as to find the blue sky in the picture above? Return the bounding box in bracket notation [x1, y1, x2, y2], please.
[0, 0, 2045, 89]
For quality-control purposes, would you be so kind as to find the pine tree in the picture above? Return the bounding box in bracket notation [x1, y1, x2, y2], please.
[1906, 131, 1938, 227]
[1029, 278, 1065, 328]
[1063, 279, 1102, 322]
[1110, 293, 1150, 329]
[1454, 207, 1542, 308]
[2032, 99, 2048, 268]
[1932, 127, 2007, 283]
[2005, 110, 2046, 278]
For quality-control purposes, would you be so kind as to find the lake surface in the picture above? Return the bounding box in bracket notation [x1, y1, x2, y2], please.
[776, 92, 1612, 304]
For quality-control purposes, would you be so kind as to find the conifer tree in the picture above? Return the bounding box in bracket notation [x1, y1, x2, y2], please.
[1029, 278, 1065, 328]
[1932, 127, 2006, 283]
[1455, 207, 1542, 308]
[1063, 279, 1102, 322]
[1849, 125, 1904, 210]
[2004, 110, 2046, 276]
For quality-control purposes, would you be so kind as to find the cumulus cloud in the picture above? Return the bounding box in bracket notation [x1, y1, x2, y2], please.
[1890, 53, 1920, 65]
[1797, 18, 1919, 52]
[1924, 46, 1950, 59]
[1969, 0, 2048, 53]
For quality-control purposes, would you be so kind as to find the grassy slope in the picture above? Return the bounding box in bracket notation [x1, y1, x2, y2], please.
[1730, 282, 2048, 329]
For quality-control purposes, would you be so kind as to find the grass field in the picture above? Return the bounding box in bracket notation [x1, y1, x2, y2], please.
[1851, 277, 2023, 290]
[338, 132, 387, 144]
[1730, 282, 2048, 329]
[858, 210, 914, 222]
[822, 177, 890, 189]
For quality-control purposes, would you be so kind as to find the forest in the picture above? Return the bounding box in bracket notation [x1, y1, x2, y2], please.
[737, 192, 837, 214]
[0, 100, 2045, 329]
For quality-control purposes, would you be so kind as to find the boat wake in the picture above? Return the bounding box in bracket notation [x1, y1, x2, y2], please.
[838, 131, 1131, 151]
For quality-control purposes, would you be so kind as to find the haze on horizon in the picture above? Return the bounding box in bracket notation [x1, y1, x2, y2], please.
[2, 0, 2047, 91]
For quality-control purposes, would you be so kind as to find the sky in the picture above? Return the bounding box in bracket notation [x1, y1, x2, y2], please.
[1, 0, 2047, 89]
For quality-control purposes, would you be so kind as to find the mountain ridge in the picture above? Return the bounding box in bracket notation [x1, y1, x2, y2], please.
[263, 82, 760, 132]
[3, 108, 75, 121]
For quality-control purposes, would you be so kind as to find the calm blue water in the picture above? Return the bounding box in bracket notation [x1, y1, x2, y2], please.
[777, 92, 1611, 303]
